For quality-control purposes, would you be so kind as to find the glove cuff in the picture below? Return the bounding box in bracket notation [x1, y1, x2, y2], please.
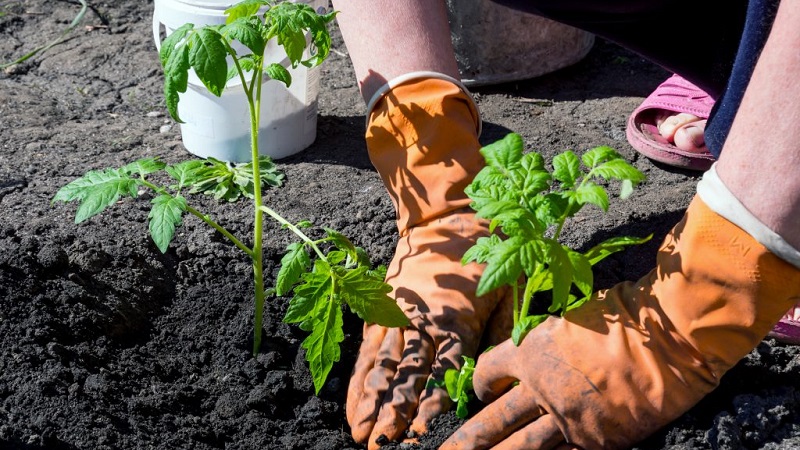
[697, 163, 800, 269]
[365, 71, 482, 135]
[365, 73, 484, 235]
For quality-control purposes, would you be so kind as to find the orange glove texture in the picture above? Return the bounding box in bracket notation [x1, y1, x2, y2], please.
[441, 196, 800, 450]
[346, 75, 512, 448]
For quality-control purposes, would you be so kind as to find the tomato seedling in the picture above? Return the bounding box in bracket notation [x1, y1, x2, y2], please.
[463, 133, 650, 344]
[435, 133, 651, 418]
[53, 0, 408, 394]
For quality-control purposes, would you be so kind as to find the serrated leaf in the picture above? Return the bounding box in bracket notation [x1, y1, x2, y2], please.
[476, 236, 525, 296]
[284, 294, 317, 324]
[265, 62, 292, 87]
[122, 158, 166, 177]
[480, 133, 523, 171]
[462, 234, 502, 265]
[148, 194, 187, 253]
[581, 146, 621, 169]
[511, 314, 548, 346]
[323, 228, 358, 260]
[573, 182, 609, 211]
[276, 242, 312, 296]
[338, 267, 408, 327]
[164, 76, 184, 123]
[566, 250, 593, 298]
[224, 0, 267, 23]
[520, 151, 546, 171]
[591, 158, 646, 184]
[552, 151, 582, 188]
[53, 169, 138, 223]
[545, 240, 572, 313]
[165, 160, 206, 189]
[583, 235, 653, 266]
[159, 23, 193, 67]
[302, 296, 344, 394]
[222, 17, 265, 55]
[163, 40, 190, 122]
[189, 28, 228, 97]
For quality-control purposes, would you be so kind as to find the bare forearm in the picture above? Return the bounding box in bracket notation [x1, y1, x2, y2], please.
[330, 0, 459, 102]
[716, 0, 800, 250]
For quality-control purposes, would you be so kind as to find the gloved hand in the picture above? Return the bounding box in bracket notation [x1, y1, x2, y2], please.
[346, 74, 513, 448]
[441, 178, 800, 450]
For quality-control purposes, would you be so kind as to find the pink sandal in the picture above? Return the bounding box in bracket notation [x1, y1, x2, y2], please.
[625, 74, 716, 171]
[768, 307, 800, 345]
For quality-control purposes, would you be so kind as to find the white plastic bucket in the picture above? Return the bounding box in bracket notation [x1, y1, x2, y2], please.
[153, 0, 328, 162]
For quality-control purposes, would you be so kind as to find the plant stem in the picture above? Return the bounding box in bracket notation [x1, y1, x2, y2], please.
[249, 64, 266, 357]
[259, 205, 328, 260]
[137, 178, 253, 257]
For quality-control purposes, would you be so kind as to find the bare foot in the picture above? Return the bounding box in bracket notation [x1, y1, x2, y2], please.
[654, 111, 707, 154]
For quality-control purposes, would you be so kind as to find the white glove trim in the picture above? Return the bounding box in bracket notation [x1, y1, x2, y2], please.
[364, 71, 482, 136]
[698, 163, 800, 269]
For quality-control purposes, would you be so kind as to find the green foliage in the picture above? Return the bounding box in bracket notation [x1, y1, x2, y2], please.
[464, 133, 650, 345]
[428, 356, 476, 419]
[159, 0, 336, 122]
[53, 156, 279, 252]
[437, 134, 650, 420]
[55, 0, 403, 397]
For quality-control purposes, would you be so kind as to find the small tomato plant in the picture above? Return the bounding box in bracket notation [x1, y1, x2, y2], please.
[463, 132, 650, 344]
[52, 0, 408, 394]
[437, 133, 651, 417]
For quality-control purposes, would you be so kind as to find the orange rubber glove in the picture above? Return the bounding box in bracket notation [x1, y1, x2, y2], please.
[346, 74, 513, 448]
[441, 191, 800, 450]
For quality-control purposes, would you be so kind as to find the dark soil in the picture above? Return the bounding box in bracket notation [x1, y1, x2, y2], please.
[2, 1, 800, 449]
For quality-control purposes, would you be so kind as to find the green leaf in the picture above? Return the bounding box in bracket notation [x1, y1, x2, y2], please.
[511, 314, 548, 346]
[163, 42, 190, 122]
[583, 235, 653, 266]
[148, 194, 187, 253]
[462, 234, 502, 265]
[224, 0, 267, 23]
[477, 236, 525, 296]
[284, 294, 317, 324]
[159, 23, 193, 67]
[573, 182, 609, 212]
[276, 242, 312, 296]
[480, 133, 523, 171]
[122, 158, 166, 177]
[265, 62, 292, 87]
[338, 267, 408, 327]
[189, 28, 228, 97]
[581, 146, 621, 169]
[323, 228, 358, 259]
[591, 158, 646, 184]
[165, 159, 206, 189]
[552, 151, 582, 188]
[620, 179, 634, 200]
[221, 18, 265, 55]
[53, 169, 138, 223]
[302, 295, 344, 394]
[189, 156, 284, 201]
[566, 250, 593, 298]
[545, 240, 572, 313]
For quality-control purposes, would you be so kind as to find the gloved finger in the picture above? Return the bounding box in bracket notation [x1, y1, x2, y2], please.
[408, 378, 451, 436]
[408, 334, 465, 436]
[347, 324, 386, 426]
[348, 326, 405, 443]
[368, 328, 435, 448]
[492, 414, 564, 450]
[471, 340, 520, 403]
[440, 386, 545, 450]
